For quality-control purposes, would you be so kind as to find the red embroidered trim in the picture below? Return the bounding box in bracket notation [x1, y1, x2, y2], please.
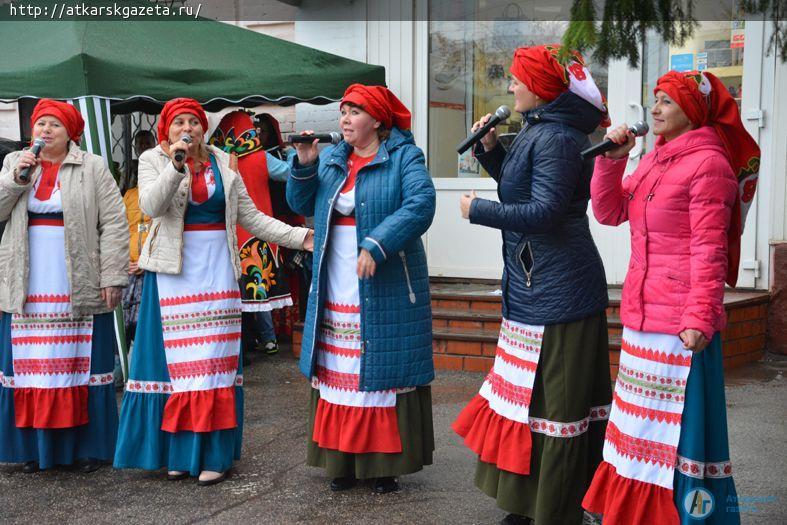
[13, 312, 73, 320]
[88, 373, 115, 385]
[316, 341, 361, 358]
[618, 365, 688, 388]
[485, 368, 533, 406]
[159, 290, 241, 307]
[605, 421, 677, 468]
[325, 302, 361, 314]
[499, 333, 543, 354]
[167, 355, 239, 379]
[589, 404, 612, 420]
[25, 294, 70, 304]
[613, 392, 682, 425]
[319, 328, 362, 343]
[125, 375, 244, 393]
[163, 331, 241, 348]
[162, 318, 241, 333]
[621, 339, 692, 367]
[529, 416, 590, 437]
[160, 308, 242, 321]
[13, 357, 91, 375]
[496, 346, 539, 372]
[315, 365, 359, 391]
[676, 456, 733, 479]
[11, 321, 92, 331]
[502, 320, 544, 340]
[11, 335, 91, 346]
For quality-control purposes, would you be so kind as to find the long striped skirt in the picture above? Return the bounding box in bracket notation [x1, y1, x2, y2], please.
[305, 219, 433, 479]
[114, 227, 243, 476]
[583, 329, 739, 524]
[453, 313, 612, 524]
[0, 214, 117, 468]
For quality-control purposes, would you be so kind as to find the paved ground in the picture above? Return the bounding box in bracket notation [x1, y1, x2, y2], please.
[1, 348, 784, 525]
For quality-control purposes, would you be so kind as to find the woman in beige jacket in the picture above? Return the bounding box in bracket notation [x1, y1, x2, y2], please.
[0, 99, 128, 474]
[113, 98, 313, 486]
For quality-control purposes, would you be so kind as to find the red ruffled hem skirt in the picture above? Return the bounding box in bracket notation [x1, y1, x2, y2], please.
[161, 386, 237, 432]
[452, 394, 533, 475]
[582, 461, 679, 525]
[14, 385, 89, 429]
[312, 397, 401, 454]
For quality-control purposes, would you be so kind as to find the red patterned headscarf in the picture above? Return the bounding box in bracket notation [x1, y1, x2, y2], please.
[655, 70, 760, 286]
[157, 97, 208, 144]
[30, 99, 85, 142]
[341, 84, 411, 130]
[509, 44, 610, 127]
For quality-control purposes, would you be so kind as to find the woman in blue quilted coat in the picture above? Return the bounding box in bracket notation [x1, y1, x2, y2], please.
[452, 45, 612, 525]
[287, 84, 436, 494]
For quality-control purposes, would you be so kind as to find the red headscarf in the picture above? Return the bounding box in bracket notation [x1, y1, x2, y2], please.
[30, 99, 85, 142]
[655, 70, 761, 286]
[509, 44, 610, 126]
[341, 84, 411, 130]
[157, 97, 208, 145]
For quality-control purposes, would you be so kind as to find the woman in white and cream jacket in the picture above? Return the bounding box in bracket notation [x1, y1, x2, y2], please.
[114, 98, 313, 486]
[0, 99, 128, 475]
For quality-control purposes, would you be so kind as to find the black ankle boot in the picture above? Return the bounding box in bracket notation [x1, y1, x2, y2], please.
[78, 458, 101, 473]
[373, 476, 398, 494]
[22, 461, 38, 474]
[330, 475, 357, 491]
[500, 514, 532, 525]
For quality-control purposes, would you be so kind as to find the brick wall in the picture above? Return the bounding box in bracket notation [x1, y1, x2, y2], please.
[768, 241, 787, 355]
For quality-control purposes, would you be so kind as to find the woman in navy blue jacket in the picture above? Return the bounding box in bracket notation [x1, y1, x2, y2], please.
[287, 84, 436, 494]
[452, 45, 612, 525]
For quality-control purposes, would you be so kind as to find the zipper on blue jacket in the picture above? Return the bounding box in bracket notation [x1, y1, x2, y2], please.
[399, 250, 416, 303]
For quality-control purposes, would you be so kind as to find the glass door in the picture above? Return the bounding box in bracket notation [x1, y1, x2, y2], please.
[642, 19, 766, 288]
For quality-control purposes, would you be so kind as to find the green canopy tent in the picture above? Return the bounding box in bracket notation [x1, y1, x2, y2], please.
[0, 2, 386, 379]
[0, 2, 385, 113]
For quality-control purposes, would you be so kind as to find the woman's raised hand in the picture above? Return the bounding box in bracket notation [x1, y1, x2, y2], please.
[472, 114, 498, 152]
[603, 124, 636, 160]
[294, 130, 319, 166]
[167, 138, 191, 172]
[14, 150, 38, 185]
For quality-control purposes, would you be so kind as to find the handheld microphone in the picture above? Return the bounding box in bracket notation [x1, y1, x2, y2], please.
[580, 121, 649, 160]
[173, 134, 192, 164]
[456, 105, 512, 154]
[18, 138, 46, 183]
[288, 132, 342, 144]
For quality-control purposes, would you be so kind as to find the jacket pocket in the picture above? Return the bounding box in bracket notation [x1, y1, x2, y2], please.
[399, 250, 416, 304]
[665, 268, 689, 287]
[148, 222, 162, 255]
[517, 240, 535, 288]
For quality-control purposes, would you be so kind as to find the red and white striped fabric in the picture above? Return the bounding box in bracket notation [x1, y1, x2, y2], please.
[454, 318, 614, 475]
[11, 182, 93, 429]
[452, 319, 543, 474]
[583, 328, 693, 523]
[311, 216, 403, 454]
[157, 227, 242, 433]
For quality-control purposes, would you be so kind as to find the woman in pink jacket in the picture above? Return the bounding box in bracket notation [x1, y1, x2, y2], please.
[581, 70, 759, 524]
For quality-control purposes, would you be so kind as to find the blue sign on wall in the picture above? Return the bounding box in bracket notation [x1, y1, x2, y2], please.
[670, 53, 694, 72]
